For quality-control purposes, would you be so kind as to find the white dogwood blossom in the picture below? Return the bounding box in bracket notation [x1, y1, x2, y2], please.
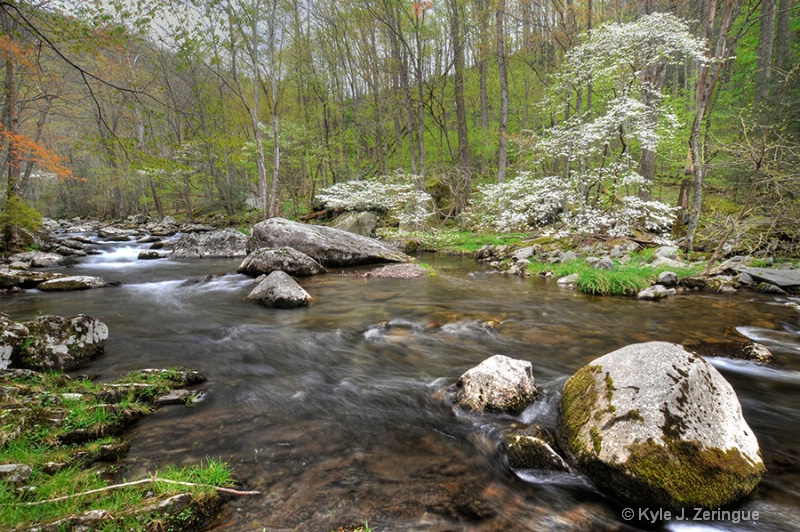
[317, 172, 434, 229]
[469, 13, 703, 237]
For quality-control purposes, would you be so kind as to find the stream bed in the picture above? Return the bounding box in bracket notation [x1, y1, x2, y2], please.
[2, 236, 800, 531]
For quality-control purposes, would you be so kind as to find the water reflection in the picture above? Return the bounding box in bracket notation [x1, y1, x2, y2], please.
[1, 240, 800, 530]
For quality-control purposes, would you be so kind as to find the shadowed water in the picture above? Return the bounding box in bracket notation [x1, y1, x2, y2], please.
[2, 237, 800, 531]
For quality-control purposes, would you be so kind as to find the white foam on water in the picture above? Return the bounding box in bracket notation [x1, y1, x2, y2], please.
[705, 356, 800, 384]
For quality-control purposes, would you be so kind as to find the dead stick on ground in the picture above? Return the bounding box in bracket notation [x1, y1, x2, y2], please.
[6, 476, 260, 506]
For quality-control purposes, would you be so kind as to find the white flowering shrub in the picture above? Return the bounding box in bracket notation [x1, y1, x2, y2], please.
[469, 13, 703, 238]
[468, 173, 566, 232]
[470, 171, 675, 236]
[317, 171, 435, 230]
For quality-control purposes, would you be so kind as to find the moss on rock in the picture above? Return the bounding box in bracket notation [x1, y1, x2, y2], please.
[559, 364, 603, 456]
[582, 438, 765, 510]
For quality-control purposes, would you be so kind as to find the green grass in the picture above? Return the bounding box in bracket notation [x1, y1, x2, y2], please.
[417, 262, 437, 276]
[528, 255, 703, 296]
[0, 369, 231, 530]
[377, 228, 527, 253]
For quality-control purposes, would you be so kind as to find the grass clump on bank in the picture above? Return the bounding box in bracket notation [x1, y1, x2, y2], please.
[377, 228, 526, 253]
[0, 368, 240, 530]
[527, 253, 704, 296]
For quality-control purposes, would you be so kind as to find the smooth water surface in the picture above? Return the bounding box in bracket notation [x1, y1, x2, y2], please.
[2, 237, 800, 531]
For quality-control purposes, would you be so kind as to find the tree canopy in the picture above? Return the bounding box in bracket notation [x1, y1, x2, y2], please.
[1, 0, 799, 253]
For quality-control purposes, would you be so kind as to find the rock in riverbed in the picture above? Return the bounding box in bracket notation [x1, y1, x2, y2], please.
[452, 354, 539, 415]
[246, 271, 312, 308]
[247, 217, 410, 267]
[558, 341, 764, 509]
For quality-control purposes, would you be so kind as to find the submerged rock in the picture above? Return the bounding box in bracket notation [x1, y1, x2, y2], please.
[637, 284, 675, 301]
[246, 270, 312, 308]
[138, 250, 167, 260]
[686, 341, 774, 364]
[558, 341, 764, 509]
[364, 264, 427, 279]
[247, 217, 410, 267]
[502, 425, 570, 471]
[453, 354, 538, 415]
[238, 247, 326, 277]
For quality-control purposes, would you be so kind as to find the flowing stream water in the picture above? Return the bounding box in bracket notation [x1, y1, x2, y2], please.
[2, 235, 800, 531]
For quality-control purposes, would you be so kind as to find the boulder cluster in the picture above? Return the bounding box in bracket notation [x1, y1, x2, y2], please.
[1, 216, 416, 307]
[447, 342, 766, 512]
[237, 217, 412, 308]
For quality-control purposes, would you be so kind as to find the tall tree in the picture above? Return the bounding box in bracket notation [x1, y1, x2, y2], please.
[755, 0, 777, 110]
[685, 0, 744, 250]
[496, 0, 509, 183]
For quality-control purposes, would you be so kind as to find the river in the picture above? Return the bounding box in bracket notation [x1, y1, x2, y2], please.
[2, 235, 800, 531]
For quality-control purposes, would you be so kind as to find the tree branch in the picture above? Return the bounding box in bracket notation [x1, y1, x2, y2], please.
[5, 475, 260, 507]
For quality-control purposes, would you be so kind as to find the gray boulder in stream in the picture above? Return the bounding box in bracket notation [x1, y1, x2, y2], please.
[37, 275, 114, 291]
[238, 247, 326, 277]
[558, 341, 764, 509]
[246, 271, 312, 308]
[453, 354, 539, 415]
[171, 229, 248, 258]
[13, 314, 109, 371]
[247, 217, 410, 267]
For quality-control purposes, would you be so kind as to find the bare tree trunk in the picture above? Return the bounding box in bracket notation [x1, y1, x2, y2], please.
[686, 0, 741, 250]
[775, 0, 793, 71]
[267, 0, 281, 218]
[755, 0, 776, 109]
[638, 63, 667, 201]
[21, 97, 53, 190]
[449, 0, 470, 172]
[496, 0, 509, 183]
[2, 8, 23, 250]
[475, 0, 489, 174]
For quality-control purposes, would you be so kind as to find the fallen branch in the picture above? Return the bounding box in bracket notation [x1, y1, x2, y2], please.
[6, 475, 260, 506]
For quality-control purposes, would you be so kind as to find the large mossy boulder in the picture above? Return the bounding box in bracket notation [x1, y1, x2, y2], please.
[247, 217, 410, 267]
[453, 354, 538, 415]
[558, 341, 764, 509]
[171, 229, 248, 258]
[237, 247, 326, 277]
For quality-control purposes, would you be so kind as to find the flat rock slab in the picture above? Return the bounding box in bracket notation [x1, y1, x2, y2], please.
[37, 276, 112, 291]
[735, 266, 800, 288]
[365, 264, 426, 279]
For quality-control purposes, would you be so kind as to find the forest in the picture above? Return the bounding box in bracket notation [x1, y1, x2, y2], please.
[1, 0, 799, 254]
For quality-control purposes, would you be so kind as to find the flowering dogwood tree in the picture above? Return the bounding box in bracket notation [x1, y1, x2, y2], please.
[472, 13, 705, 237]
[317, 172, 434, 230]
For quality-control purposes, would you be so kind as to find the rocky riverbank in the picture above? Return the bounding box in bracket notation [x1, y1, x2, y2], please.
[0, 310, 250, 530]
